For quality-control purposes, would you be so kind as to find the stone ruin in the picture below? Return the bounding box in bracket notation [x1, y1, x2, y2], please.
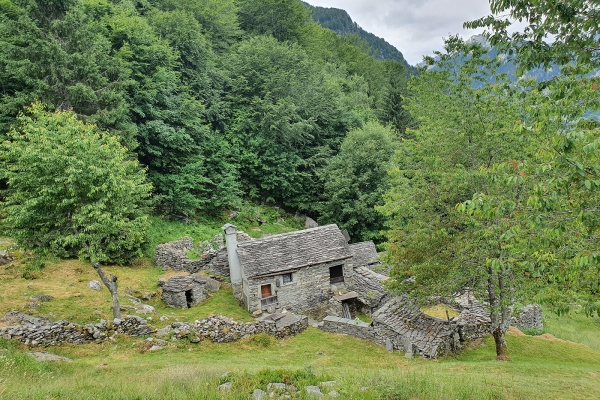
[154, 236, 230, 276]
[159, 274, 220, 309]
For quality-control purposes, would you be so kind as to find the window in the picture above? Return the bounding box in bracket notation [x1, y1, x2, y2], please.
[282, 273, 293, 284]
[261, 284, 272, 298]
[329, 265, 344, 284]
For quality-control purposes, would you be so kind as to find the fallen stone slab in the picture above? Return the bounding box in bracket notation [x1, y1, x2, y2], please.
[28, 351, 73, 362]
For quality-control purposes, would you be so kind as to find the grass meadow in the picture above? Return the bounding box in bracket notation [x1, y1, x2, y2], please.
[1, 211, 600, 399]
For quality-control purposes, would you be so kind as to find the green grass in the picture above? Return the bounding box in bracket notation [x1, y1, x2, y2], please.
[544, 310, 600, 351]
[0, 327, 599, 399]
[144, 204, 304, 257]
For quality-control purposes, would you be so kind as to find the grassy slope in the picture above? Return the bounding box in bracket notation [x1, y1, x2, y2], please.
[1, 209, 600, 399]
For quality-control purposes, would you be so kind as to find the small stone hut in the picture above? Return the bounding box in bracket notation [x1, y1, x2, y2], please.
[160, 275, 220, 309]
[223, 224, 355, 319]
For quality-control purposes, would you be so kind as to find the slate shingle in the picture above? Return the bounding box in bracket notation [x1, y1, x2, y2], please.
[349, 241, 380, 267]
[236, 224, 351, 278]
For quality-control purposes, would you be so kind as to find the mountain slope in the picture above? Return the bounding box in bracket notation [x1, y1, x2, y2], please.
[305, 3, 417, 73]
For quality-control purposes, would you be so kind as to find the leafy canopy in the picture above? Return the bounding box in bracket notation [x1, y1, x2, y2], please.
[0, 103, 152, 264]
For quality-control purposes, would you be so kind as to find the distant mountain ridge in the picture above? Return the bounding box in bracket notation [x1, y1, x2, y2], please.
[304, 2, 417, 73]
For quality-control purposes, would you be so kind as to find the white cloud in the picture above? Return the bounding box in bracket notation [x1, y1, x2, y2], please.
[306, 0, 493, 64]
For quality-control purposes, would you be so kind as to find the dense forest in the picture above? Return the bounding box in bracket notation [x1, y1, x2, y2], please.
[0, 0, 412, 244]
[2, 0, 600, 360]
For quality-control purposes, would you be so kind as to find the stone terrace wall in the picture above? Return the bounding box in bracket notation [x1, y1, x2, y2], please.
[159, 314, 308, 343]
[154, 237, 229, 276]
[0, 312, 154, 347]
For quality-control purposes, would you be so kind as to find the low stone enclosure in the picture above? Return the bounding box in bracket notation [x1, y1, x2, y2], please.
[1, 311, 307, 348]
[154, 236, 229, 276]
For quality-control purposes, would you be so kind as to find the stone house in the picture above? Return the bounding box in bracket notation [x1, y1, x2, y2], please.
[222, 224, 355, 319]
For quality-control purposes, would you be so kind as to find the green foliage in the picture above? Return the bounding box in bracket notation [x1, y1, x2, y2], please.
[224, 35, 362, 208]
[457, 2, 600, 316]
[465, 0, 600, 70]
[318, 121, 396, 243]
[236, 0, 311, 43]
[0, 103, 152, 264]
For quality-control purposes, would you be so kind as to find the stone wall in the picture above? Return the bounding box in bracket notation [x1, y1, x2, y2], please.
[0, 312, 154, 347]
[154, 237, 229, 276]
[512, 304, 543, 332]
[157, 313, 308, 343]
[243, 260, 353, 320]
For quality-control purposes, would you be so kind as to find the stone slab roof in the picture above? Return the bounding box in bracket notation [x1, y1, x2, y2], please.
[353, 266, 389, 308]
[162, 276, 195, 293]
[372, 296, 456, 357]
[236, 224, 351, 279]
[349, 241, 380, 267]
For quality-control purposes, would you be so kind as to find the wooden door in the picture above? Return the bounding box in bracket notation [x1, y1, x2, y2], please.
[261, 284, 272, 298]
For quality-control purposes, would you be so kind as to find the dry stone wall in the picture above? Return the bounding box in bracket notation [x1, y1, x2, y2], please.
[512, 304, 543, 332]
[0, 311, 154, 347]
[157, 313, 308, 343]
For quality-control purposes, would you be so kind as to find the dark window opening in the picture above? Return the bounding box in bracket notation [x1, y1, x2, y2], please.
[185, 290, 193, 308]
[329, 265, 344, 284]
[282, 273, 293, 283]
[261, 284, 272, 298]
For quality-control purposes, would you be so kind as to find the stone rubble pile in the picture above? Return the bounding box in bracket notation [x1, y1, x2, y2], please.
[0, 311, 154, 347]
[0, 250, 14, 266]
[158, 313, 308, 343]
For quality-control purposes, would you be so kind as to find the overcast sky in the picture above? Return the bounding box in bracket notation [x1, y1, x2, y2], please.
[306, 0, 494, 65]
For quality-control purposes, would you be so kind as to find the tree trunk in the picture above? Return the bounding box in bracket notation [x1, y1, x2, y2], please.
[92, 262, 121, 320]
[493, 327, 509, 361]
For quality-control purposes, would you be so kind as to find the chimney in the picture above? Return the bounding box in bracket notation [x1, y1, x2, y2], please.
[222, 223, 242, 284]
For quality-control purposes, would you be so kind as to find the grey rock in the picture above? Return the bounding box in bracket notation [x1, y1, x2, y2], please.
[385, 338, 394, 352]
[305, 386, 323, 397]
[149, 345, 163, 351]
[28, 352, 73, 362]
[30, 295, 53, 302]
[136, 304, 155, 314]
[88, 280, 102, 291]
[328, 391, 339, 397]
[253, 389, 266, 400]
[218, 382, 232, 392]
[267, 383, 286, 391]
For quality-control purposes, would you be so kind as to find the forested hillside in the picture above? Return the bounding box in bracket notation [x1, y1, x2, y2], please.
[0, 0, 412, 248]
[305, 2, 417, 74]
